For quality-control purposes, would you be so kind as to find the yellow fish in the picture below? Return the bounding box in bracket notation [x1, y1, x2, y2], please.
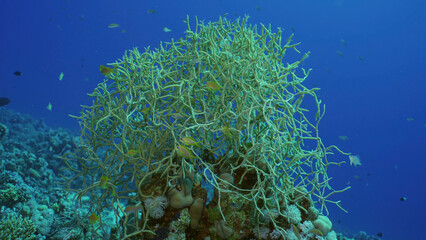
[220, 126, 233, 138]
[127, 149, 141, 156]
[308, 228, 323, 236]
[88, 213, 100, 224]
[180, 136, 201, 147]
[99, 176, 110, 189]
[108, 23, 120, 28]
[206, 81, 222, 93]
[292, 224, 300, 239]
[176, 145, 196, 160]
[124, 205, 143, 213]
[349, 155, 362, 167]
[141, 106, 150, 115]
[46, 102, 52, 111]
[99, 65, 113, 75]
[59, 72, 64, 81]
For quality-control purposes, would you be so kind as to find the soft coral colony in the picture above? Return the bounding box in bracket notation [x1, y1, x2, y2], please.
[62, 15, 350, 240]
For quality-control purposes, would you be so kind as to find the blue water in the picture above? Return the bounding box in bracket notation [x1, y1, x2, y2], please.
[1, 0, 425, 239]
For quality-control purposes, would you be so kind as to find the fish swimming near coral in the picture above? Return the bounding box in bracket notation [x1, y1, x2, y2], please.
[0, 97, 10, 107]
[124, 205, 143, 213]
[180, 136, 201, 147]
[206, 80, 222, 93]
[292, 224, 301, 239]
[99, 65, 114, 75]
[308, 228, 324, 237]
[99, 176, 110, 189]
[349, 155, 362, 167]
[176, 145, 196, 160]
[127, 149, 141, 156]
[88, 213, 100, 224]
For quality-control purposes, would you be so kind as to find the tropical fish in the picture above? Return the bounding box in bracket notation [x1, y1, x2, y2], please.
[46, 103, 52, 111]
[176, 145, 196, 160]
[180, 136, 201, 147]
[108, 23, 120, 28]
[341, 39, 347, 46]
[140, 106, 150, 115]
[127, 149, 141, 156]
[220, 126, 234, 139]
[0, 97, 10, 107]
[406, 117, 415, 121]
[59, 72, 64, 81]
[99, 65, 113, 75]
[99, 176, 110, 189]
[124, 205, 143, 213]
[14, 71, 22, 76]
[189, 59, 202, 65]
[88, 213, 100, 224]
[292, 224, 300, 239]
[308, 228, 324, 236]
[163, 27, 172, 32]
[337, 51, 344, 58]
[170, 113, 185, 120]
[206, 81, 222, 92]
[349, 155, 362, 167]
[339, 135, 349, 141]
[146, 9, 157, 14]
[400, 196, 407, 201]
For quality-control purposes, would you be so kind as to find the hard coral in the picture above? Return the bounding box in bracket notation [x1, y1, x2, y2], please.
[63, 15, 349, 239]
[0, 214, 36, 240]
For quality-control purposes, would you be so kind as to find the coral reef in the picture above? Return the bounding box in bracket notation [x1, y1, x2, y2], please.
[62, 15, 351, 240]
[0, 106, 379, 239]
[0, 108, 84, 239]
[0, 214, 37, 240]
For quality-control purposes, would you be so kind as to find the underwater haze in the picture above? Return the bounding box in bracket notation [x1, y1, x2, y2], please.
[1, 0, 425, 240]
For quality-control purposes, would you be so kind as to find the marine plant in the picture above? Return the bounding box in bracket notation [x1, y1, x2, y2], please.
[62, 15, 349, 239]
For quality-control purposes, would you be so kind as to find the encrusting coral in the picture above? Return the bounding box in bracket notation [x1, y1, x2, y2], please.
[62, 15, 349, 239]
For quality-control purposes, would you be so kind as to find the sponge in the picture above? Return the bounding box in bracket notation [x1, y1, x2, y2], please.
[168, 178, 194, 208]
[313, 216, 332, 236]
